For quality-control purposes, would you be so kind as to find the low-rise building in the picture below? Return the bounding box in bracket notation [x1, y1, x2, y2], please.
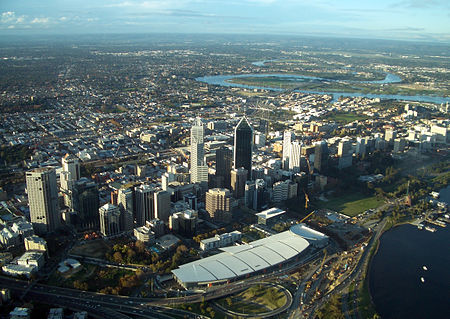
[200, 231, 242, 251]
[134, 226, 156, 244]
[256, 207, 286, 226]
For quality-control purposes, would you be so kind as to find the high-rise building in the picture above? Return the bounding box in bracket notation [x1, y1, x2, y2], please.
[190, 118, 208, 184]
[289, 141, 302, 172]
[231, 167, 248, 199]
[356, 137, 367, 156]
[282, 131, 295, 170]
[154, 190, 171, 222]
[215, 146, 232, 189]
[118, 188, 134, 232]
[338, 139, 352, 157]
[244, 181, 256, 209]
[135, 185, 155, 226]
[205, 188, 232, 223]
[62, 154, 80, 182]
[385, 128, 397, 145]
[234, 117, 253, 179]
[71, 178, 99, 230]
[26, 168, 61, 235]
[99, 204, 121, 237]
[314, 141, 328, 173]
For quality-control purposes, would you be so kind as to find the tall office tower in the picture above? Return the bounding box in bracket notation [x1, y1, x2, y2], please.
[190, 118, 208, 184]
[231, 167, 248, 199]
[234, 117, 253, 179]
[314, 141, 329, 173]
[244, 181, 256, 209]
[205, 188, 232, 223]
[154, 190, 171, 222]
[135, 185, 155, 226]
[26, 168, 61, 235]
[289, 141, 302, 172]
[99, 203, 121, 237]
[385, 128, 397, 145]
[282, 131, 295, 170]
[338, 139, 352, 157]
[72, 178, 99, 230]
[356, 137, 367, 156]
[215, 146, 232, 189]
[118, 188, 134, 232]
[255, 179, 268, 211]
[62, 153, 80, 182]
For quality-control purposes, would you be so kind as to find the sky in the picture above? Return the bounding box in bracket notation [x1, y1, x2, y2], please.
[0, 0, 449, 42]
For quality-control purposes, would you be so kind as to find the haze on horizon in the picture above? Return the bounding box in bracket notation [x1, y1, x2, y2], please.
[0, 0, 449, 43]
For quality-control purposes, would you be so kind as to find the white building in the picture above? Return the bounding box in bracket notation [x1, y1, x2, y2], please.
[190, 118, 208, 184]
[282, 131, 295, 170]
[24, 236, 48, 254]
[134, 226, 156, 244]
[200, 231, 242, 251]
[289, 141, 302, 172]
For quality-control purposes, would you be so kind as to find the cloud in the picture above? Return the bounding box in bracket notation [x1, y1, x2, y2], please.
[31, 17, 50, 24]
[1, 11, 27, 24]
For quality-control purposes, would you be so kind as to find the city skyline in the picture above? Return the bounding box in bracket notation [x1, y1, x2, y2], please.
[0, 0, 449, 43]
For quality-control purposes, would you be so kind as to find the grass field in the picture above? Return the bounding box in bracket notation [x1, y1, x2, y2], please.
[70, 240, 110, 259]
[217, 284, 287, 314]
[324, 112, 368, 124]
[315, 193, 384, 217]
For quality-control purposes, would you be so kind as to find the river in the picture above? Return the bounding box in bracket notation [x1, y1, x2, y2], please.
[369, 186, 450, 318]
[196, 61, 449, 104]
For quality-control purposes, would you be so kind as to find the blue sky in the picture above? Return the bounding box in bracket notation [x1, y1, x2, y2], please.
[0, 0, 449, 42]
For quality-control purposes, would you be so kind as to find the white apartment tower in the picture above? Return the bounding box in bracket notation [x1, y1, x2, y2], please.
[26, 168, 61, 235]
[282, 131, 295, 170]
[190, 118, 208, 184]
[289, 141, 302, 172]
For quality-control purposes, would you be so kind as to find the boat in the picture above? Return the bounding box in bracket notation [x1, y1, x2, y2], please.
[425, 226, 436, 233]
[421, 277, 425, 283]
[417, 224, 424, 230]
[423, 266, 428, 271]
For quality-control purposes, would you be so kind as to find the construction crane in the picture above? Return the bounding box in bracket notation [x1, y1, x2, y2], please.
[303, 189, 310, 210]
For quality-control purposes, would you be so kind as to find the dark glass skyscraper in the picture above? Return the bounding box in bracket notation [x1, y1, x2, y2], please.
[215, 146, 232, 189]
[234, 117, 253, 179]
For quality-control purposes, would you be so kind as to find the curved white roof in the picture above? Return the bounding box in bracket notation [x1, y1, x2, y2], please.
[172, 226, 310, 286]
[290, 223, 329, 242]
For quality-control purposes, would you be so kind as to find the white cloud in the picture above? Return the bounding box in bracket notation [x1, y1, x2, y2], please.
[31, 17, 50, 24]
[1, 11, 27, 24]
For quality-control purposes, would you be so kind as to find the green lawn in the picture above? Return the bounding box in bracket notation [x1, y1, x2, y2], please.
[216, 284, 287, 314]
[324, 112, 368, 124]
[315, 193, 384, 217]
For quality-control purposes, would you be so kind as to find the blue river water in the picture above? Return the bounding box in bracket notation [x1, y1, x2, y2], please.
[369, 186, 450, 318]
[196, 62, 449, 104]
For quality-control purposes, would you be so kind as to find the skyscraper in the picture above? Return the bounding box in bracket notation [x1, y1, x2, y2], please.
[26, 168, 61, 235]
[231, 167, 248, 199]
[205, 188, 232, 223]
[135, 184, 155, 226]
[289, 141, 302, 172]
[99, 203, 121, 237]
[215, 146, 232, 189]
[234, 117, 253, 179]
[154, 190, 171, 222]
[314, 141, 329, 173]
[71, 178, 99, 230]
[61, 153, 80, 182]
[190, 118, 208, 184]
[118, 188, 134, 232]
[282, 131, 295, 170]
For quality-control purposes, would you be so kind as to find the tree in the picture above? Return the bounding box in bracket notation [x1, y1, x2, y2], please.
[113, 251, 123, 263]
[135, 240, 146, 253]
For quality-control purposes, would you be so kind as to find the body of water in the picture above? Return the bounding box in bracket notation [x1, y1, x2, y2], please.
[369, 186, 450, 318]
[196, 62, 449, 104]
